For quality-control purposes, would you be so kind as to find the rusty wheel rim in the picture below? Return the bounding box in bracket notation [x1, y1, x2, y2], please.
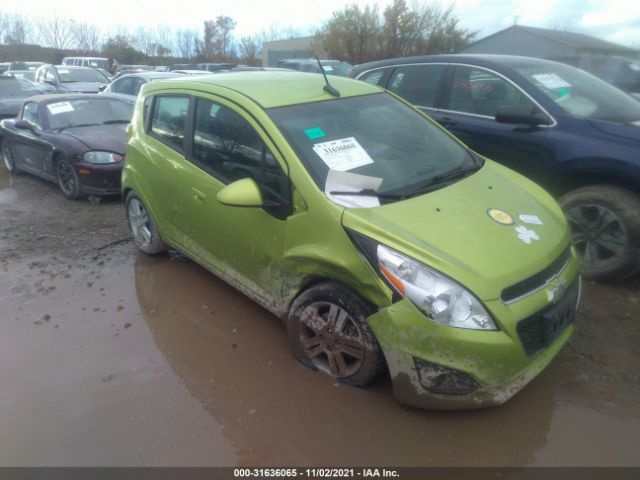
[298, 301, 367, 378]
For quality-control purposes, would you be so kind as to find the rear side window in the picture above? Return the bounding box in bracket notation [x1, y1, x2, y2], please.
[387, 64, 446, 108]
[150, 95, 189, 151]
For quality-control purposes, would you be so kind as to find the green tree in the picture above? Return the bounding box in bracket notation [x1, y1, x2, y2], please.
[313, 1, 476, 64]
[312, 4, 380, 64]
[102, 35, 145, 64]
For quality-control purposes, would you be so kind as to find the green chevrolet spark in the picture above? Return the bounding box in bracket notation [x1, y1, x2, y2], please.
[122, 71, 580, 409]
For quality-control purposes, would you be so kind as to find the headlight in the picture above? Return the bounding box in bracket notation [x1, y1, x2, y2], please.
[376, 244, 497, 330]
[83, 151, 123, 164]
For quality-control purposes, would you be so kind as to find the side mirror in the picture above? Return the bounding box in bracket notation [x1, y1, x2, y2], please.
[495, 105, 552, 126]
[14, 120, 34, 131]
[98, 84, 107, 92]
[217, 178, 263, 207]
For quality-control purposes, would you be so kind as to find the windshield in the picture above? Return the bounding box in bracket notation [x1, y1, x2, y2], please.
[507, 59, 640, 122]
[4, 71, 36, 82]
[57, 68, 109, 83]
[45, 98, 132, 130]
[0, 77, 41, 97]
[321, 61, 352, 76]
[268, 93, 478, 198]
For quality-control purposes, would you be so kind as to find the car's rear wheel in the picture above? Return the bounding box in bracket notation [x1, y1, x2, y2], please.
[126, 192, 167, 255]
[56, 156, 81, 199]
[287, 282, 383, 387]
[560, 185, 640, 281]
[1, 141, 19, 174]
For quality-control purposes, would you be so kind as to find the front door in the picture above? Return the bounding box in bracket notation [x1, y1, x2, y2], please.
[178, 96, 292, 308]
[10, 101, 52, 177]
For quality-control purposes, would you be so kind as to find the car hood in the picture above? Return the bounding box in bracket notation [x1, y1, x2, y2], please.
[0, 97, 26, 116]
[58, 82, 106, 93]
[588, 118, 640, 144]
[342, 161, 571, 301]
[60, 124, 127, 153]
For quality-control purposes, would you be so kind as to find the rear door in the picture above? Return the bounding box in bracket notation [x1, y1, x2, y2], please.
[435, 64, 553, 181]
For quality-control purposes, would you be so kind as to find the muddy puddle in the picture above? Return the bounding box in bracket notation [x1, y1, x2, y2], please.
[1, 169, 639, 466]
[1, 244, 638, 466]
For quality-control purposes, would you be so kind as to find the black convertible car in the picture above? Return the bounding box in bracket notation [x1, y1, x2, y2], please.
[0, 94, 132, 200]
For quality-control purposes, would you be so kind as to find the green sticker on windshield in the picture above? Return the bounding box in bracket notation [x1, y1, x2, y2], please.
[305, 127, 326, 139]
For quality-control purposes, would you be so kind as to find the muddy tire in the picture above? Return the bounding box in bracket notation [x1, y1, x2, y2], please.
[56, 155, 82, 199]
[125, 191, 167, 255]
[1, 140, 20, 174]
[560, 185, 640, 282]
[287, 282, 383, 387]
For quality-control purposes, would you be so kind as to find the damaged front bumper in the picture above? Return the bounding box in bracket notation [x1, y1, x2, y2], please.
[367, 275, 579, 410]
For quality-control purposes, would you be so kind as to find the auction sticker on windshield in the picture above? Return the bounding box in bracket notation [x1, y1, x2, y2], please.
[47, 102, 75, 115]
[532, 73, 571, 89]
[313, 137, 374, 171]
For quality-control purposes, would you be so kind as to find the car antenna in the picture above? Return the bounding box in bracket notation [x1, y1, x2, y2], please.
[315, 56, 340, 97]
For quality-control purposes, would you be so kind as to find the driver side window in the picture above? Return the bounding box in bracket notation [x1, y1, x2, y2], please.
[44, 68, 56, 83]
[447, 66, 536, 117]
[191, 98, 290, 217]
[112, 77, 133, 95]
[22, 102, 41, 129]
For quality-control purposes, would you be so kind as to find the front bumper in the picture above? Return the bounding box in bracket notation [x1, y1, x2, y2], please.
[75, 161, 123, 196]
[367, 261, 580, 410]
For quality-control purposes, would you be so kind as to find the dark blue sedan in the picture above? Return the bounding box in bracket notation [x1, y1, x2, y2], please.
[352, 54, 640, 281]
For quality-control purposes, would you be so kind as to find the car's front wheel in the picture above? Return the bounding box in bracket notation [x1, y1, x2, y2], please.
[287, 282, 384, 387]
[1, 140, 20, 174]
[560, 185, 640, 281]
[56, 156, 81, 199]
[125, 192, 167, 255]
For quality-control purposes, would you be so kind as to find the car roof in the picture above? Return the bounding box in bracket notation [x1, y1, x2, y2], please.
[146, 71, 382, 108]
[52, 65, 104, 71]
[119, 71, 182, 80]
[25, 93, 130, 104]
[351, 54, 566, 76]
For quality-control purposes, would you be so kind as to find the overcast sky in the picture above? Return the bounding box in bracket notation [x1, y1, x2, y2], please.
[3, 0, 639, 47]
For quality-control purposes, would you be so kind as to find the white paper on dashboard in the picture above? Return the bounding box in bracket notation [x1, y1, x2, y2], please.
[532, 73, 571, 89]
[324, 169, 383, 208]
[47, 101, 75, 115]
[313, 137, 374, 171]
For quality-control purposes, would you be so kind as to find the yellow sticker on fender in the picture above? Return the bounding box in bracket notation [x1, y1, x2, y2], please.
[487, 208, 514, 225]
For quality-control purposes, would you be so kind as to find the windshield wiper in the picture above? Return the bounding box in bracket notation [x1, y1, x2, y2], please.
[328, 188, 406, 200]
[103, 119, 130, 125]
[58, 123, 100, 131]
[401, 164, 481, 198]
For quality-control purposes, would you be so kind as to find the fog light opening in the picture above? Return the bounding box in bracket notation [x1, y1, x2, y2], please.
[414, 357, 480, 395]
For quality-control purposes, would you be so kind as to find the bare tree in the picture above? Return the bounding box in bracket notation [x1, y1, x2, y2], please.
[238, 36, 260, 66]
[156, 24, 173, 56]
[176, 29, 198, 59]
[217, 16, 236, 59]
[132, 27, 158, 57]
[37, 16, 74, 50]
[3, 13, 34, 45]
[200, 16, 236, 61]
[71, 21, 102, 53]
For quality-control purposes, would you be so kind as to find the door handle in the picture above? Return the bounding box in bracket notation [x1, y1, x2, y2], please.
[192, 188, 206, 202]
[438, 116, 457, 127]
